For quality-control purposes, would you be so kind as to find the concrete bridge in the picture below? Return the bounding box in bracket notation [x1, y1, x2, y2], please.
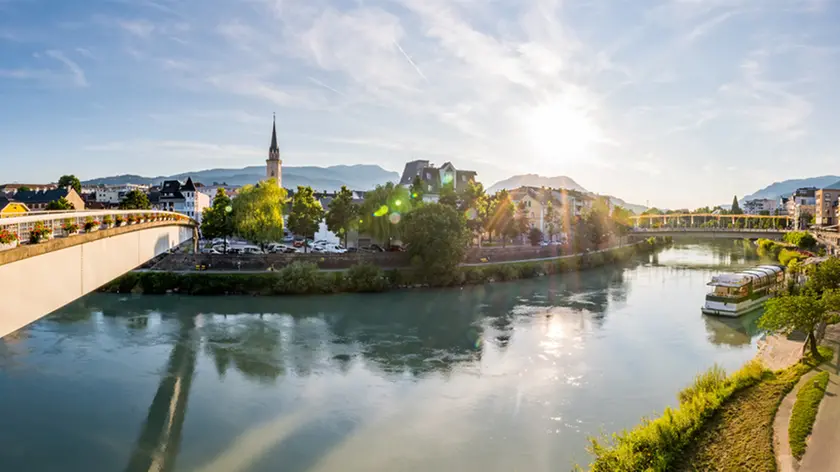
[630, 227, 788, 239]
[0, 210, 197, 338]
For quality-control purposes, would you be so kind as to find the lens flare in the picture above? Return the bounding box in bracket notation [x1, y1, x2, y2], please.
[465, 208, 477, 220]
[389, 212, 401, 224]
[374, 205, 389, 217]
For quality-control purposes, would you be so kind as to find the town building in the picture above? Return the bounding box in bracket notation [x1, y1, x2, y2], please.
[507, 186, 595, 241]
[0, 196, 29, 216]
[0, 183, 57, 195]
[266, 115, 282, 188]
[816, 183, 840, 227]
[743, 198, 778, 215]
[786, 187, 817, 229]
[11, 187, 85, 210]
[398, 160, 478, 202]
[89, 184, 150, 205]
[157, 177, 209, 222]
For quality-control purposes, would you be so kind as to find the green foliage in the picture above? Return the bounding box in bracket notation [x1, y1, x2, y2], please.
[287, 186, 325, 251]
[232, 179, 287, 246]
[804, 257, 840, 295]
[459, 180, 487, 244]
[779, 248, 801, 267]
[275, 262, 322, 294]
[544, 200, 559, 239]
[46, 197, 73, 210]
[359, 182, 411, 245]
[119, 189, 151, 210]
[345, 263, 387, 292]
[528, 227, 543, 246]
[402, 203, 468, 284]
[325, 186, 359, 247]
[678, 364, 727, 404]
[514, 200, 530, 239]
[587, 360, 766, 472]
[438, 184, 458, 208]
[789, 371, 830, 459]
[57, 174, 82, 193]
[730, 196, 742, 215]
[16, 185, 31, 192]
[201, 188, 234, 240]
[784, 231, 817, 250]
[760, 291, 840, 359]
[409, 175, 425, 203]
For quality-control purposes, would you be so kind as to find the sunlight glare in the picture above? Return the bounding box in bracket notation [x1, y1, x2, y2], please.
[521, 99, 603, 163]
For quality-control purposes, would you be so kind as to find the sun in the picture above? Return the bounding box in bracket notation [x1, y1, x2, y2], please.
[521, 99, 604, 163]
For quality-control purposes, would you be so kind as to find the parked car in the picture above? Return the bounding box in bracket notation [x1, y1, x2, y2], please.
[387, 245, 405, 252]
[241, 245, 264, 255]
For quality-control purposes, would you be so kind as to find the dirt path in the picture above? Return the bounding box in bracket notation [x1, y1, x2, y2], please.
[758, 332, 807, 371]
[774, 370, 819, 472]
[798, 326, 840, 472]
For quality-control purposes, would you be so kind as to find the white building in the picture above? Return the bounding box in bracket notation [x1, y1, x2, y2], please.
[158, 177, 210, 222]
[91, 183, 150, 205]
[743, 198, 778, 215]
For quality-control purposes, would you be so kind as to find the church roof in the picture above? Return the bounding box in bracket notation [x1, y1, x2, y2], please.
[269, 115, 280, 153]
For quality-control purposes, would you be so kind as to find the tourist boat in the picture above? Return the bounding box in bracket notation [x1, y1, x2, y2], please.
[701, 265, 785, 317]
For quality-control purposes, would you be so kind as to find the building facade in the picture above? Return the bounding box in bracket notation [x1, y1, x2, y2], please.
[0, 183, 57, 195]
[89, 183, 150, 205]
[816, 184, 840, 227]
[158, 177, 209, 222]
[0, 196, 29, 216]
[398, 160, 478, 202]
[11, 188, 85, 210]
[743, 198, 778, 215]
[266, 115, 282, 187]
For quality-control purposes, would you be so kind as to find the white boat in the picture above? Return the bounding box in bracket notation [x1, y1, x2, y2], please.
[701, 265, 785, 317]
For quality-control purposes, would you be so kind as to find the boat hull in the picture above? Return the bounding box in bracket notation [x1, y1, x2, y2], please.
[701, 294, 771, 317]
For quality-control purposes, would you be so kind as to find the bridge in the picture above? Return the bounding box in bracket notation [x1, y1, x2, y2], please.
[0, 210, 197, 338]
[630, 213, 791, 239]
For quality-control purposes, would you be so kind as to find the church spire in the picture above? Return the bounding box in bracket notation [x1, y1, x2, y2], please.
[269, 112, 279, 154]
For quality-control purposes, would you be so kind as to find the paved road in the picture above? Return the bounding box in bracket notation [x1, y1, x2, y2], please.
[799, 325, 840, 471]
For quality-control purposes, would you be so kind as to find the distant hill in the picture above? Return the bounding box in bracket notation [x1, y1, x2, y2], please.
[83, 164, 400, 191]
[487, 173, 646, 214]
[487, 174, 588, 194]
[742, 176, 840, 201]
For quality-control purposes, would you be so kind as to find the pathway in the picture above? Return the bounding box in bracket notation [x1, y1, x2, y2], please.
[774, 370, 819, 472]
[798, 325, 840, 472]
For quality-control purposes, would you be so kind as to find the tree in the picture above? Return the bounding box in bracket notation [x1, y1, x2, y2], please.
[487, 190, 515, 247]
[287, 186, 325, 253]
[325, 186, 359, 247]
[528, 227, 543, 246]
[804, 257, 840, 295]
[359, 182, 411, 246]
[119, 189, 151, 210]
[401, 203, 468, 283]
[730, 196, 742, 215]
[409, 175, 425, 203]
[438, 184, 458, 208]
[46, 197, 73, 210]
[514, 200, 530, 243]
[57, 175, 82, 194]
[17, 186, 31, 192]
[232, 179, 287, 247]
[201, 188, 234, 245]
[759, 290, 840, 360]
[459, 180, 487, 246]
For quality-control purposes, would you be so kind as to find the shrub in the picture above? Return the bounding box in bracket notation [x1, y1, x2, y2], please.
[345, 263, 387, 292]
[784, 231, 817, 251]
[779, 248, 801, 267]
[29, 222, 53, 243]
[587, 360, 765, 472]
[275, 262, 321, 294]
[678, 364, 727, 404]
[789, 371, 830, 459]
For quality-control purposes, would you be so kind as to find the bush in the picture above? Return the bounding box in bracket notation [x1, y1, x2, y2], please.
[678, 364, 727, 404]
[275, 262, 321, 294]
[784, 231, 817, 251]
[779, 248, 801, 266]
[345, 263, 387, 292]
[587, 360, 765, 472]
[789, 371, 830, 459]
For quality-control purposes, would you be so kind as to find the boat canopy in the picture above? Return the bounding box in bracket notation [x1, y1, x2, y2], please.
[708, 265, 783, 288]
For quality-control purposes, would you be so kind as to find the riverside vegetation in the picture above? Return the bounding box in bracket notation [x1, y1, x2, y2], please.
[789, 371, 830, 460]
[102, 238, 664, 295]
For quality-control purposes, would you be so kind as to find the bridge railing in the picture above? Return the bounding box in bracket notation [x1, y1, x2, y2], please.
[630, 227, 787, 233]
[0, 210, 195, 250]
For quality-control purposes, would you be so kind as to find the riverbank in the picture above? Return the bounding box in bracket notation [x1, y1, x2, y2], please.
[101, 238, 667, 296]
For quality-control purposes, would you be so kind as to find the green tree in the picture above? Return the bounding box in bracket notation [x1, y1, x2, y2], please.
[46, 197, 73, 210]
[120, 189, 151, 210]
[760, 290, 840, 360]
[58, 175, 82, 194]
[544, 200, 559, 241]
[401, 203, 468, 284]
[17, 186, 31, 192]
[409, 175, 425, 203]
[459, 180, 487, 246]
[200, 188, 234, 243]
[359, 182, 411, 246]
[804, 257, 840, 295]
[730, 196, 742, 215]
[438, 184, 458, 208]
[528, 227, 543, 246]
[232, 179, 287, 247]
[488, 190, 515, 247]
[287, 186, 325, 253]
[514, 200, 530, 243]
[325, 186, 359, 247]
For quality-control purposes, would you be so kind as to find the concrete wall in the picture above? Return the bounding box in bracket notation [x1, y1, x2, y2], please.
[152, 251, 410, 271]
[0, 223, 194, 338]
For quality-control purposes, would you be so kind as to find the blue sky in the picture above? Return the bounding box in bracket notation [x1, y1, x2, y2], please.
[1, 0, 839, 208]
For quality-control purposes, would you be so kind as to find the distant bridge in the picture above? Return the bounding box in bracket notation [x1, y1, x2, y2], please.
[0, 210, 197, 338]
[630, 227, 788, 239]
[629, 213, 790, 239]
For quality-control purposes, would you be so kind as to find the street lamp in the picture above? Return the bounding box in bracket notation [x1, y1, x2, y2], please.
[224, 205, 232, 254]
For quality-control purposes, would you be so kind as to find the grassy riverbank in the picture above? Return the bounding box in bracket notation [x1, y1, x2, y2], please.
[101, 239, 665, 296]
[586, 347, 831, 472]
[789, 370, 830, 459]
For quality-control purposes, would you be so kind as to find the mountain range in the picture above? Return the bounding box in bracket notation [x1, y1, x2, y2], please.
[83, 165, 400, 191]
[487, 174, 647, 214]
[742, 175, 840, 201]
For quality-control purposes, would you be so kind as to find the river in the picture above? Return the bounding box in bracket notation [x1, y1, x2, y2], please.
[0, 241, 766, 472]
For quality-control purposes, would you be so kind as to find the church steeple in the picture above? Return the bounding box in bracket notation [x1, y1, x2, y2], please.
[266, 113, 282, 187]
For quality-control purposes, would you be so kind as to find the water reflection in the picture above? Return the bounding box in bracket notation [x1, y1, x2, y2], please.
[702, 310, 763, 347]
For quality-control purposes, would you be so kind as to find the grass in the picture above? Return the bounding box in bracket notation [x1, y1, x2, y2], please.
[789, 370, 830, 459]
[671, 346, 832, 472]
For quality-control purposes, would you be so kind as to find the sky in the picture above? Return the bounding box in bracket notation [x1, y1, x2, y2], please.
[1, 0, 839, 209]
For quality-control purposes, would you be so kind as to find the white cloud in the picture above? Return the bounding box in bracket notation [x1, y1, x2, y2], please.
[45, 50, 88, 87]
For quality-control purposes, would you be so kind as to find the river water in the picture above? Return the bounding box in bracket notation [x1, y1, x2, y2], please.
[0, 241, 766, 472]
